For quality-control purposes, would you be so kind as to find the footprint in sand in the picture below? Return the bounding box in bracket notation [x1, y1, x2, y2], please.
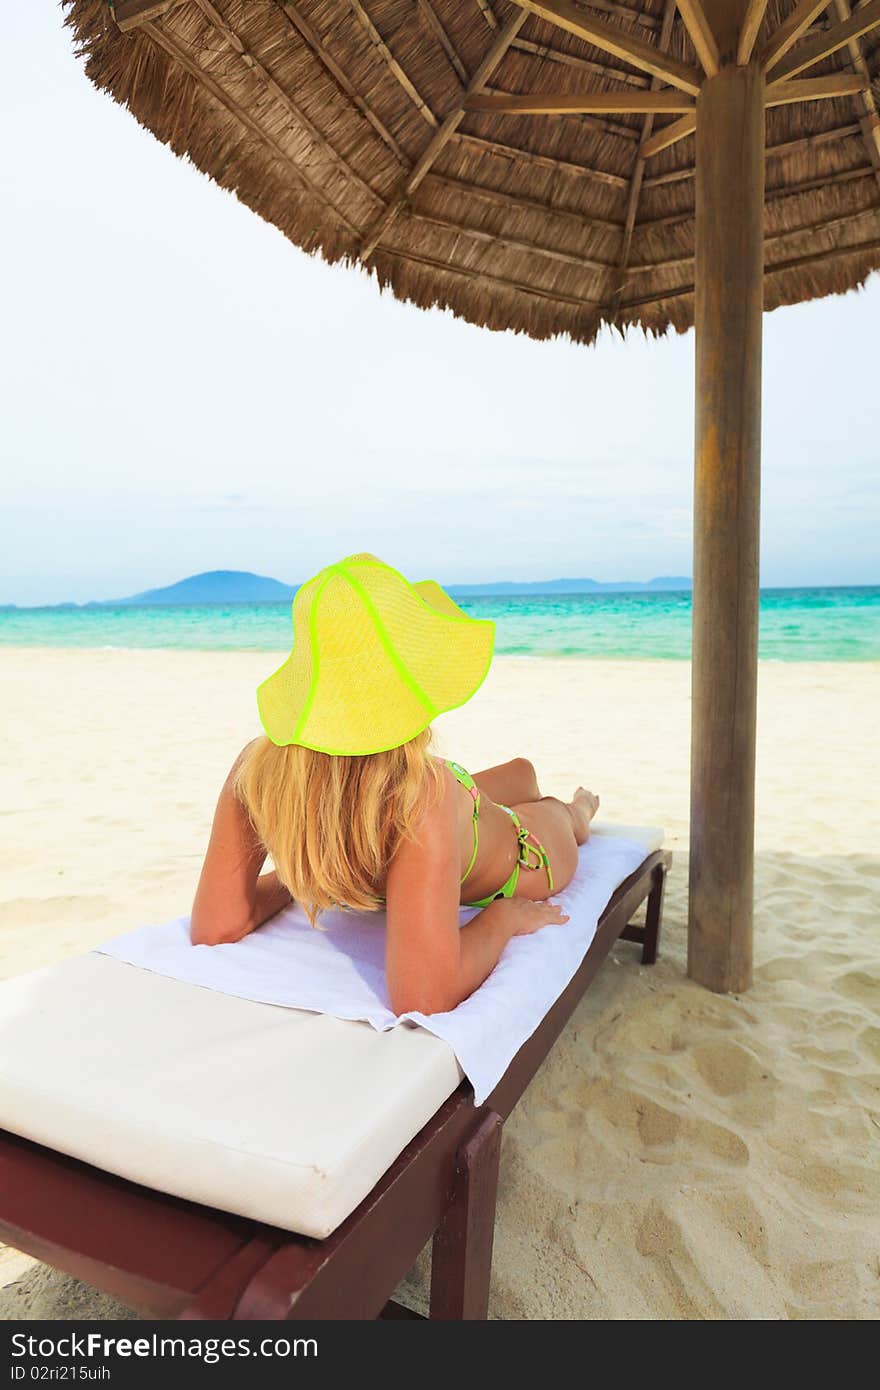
[553, 1079, 750, 1169]
[636, 1098, 680, 1147]
[632, 1202, 729, 1320]
[761, 951, 856, 986]
[858, 1025, 880, 1064]
[834, 969, 880, 1013]
[691, 1039, 768, 1098]
[787, 1258, 862, 1317]
[698, 1188, 771, 1264]
[788, 1157, 880, 1204]
[634, 1096, 749, 1168]
[794, 1043, 864, 1071]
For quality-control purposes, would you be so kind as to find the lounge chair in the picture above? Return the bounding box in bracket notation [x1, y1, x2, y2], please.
[0, 831, 669, 1320]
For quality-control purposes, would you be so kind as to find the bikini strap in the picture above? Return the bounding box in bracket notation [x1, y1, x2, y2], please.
[445, 759, 477, 796]
[508, 808, 555, 893]
[445, 760, 481, 884]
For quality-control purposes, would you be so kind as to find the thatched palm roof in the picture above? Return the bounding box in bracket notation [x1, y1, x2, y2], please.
[66, 0, 880, 343]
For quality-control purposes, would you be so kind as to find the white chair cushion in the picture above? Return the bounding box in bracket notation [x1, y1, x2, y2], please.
[0, 953, 462, 1239]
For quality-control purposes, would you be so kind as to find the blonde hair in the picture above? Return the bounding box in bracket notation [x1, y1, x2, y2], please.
[234, 730, 441, 922]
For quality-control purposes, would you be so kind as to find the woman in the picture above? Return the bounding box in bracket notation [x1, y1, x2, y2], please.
[191, 554, 600, 1015]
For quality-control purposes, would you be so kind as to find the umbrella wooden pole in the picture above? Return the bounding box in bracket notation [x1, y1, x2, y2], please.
[688, 62, 764, 993]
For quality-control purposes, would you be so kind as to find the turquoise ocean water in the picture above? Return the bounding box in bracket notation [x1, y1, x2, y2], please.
[2, 587, 878, 660]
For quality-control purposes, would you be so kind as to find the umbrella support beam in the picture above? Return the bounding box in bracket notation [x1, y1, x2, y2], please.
[688, 62, 764, 994]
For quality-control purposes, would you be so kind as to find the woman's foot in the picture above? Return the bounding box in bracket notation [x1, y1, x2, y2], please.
[568, 787, 600, 844]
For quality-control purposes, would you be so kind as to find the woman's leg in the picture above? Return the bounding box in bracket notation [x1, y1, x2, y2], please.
[472, 757, 541, 806]
[509, 789, 599, 900]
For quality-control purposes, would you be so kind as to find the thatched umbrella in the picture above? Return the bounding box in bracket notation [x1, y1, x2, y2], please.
[66, 0, 880, 993]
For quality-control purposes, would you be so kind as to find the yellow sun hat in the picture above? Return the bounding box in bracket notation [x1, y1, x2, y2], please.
[256, 553, 494, 754]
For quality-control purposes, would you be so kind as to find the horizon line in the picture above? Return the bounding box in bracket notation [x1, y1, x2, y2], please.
[4, 578, 880, 612]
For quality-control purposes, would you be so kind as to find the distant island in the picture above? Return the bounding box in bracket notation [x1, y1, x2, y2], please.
[99, 570, 300, 607]
[81, 569, 694, 606]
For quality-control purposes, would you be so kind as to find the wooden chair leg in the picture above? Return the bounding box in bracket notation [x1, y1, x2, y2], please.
[641, 862, 667, 965]
[429, 1111, 503, 1320]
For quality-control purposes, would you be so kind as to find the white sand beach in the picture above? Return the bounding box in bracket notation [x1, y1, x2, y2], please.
[1, 648, 878, 1320]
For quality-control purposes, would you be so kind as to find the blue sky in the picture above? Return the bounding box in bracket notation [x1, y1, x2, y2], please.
[2, 5, 878, 606]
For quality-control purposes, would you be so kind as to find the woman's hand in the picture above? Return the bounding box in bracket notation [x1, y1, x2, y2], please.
[502, 898, 570, 937]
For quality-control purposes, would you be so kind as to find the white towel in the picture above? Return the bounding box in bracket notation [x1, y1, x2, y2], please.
[98, 830, 656, 1105]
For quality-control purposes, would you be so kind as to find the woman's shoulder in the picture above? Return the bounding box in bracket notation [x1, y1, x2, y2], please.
[223, 737, 263, 787]
[436, 755, 477, 790]
[387, 757, 459, 887]
[399, 759, 458, 845]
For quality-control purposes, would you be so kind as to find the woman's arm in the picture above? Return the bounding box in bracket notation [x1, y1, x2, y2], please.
[190, 749, 292, 946]
[384, 776, 568, 1014]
